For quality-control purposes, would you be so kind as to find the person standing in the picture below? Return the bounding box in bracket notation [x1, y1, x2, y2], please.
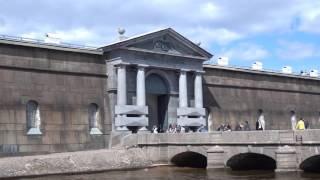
[290, 111, 297, 130]
[244, 121, 251, 131]
[305, 120, 309, 129]
[296, 118, 305, 130]
[257, 110, 265, 131]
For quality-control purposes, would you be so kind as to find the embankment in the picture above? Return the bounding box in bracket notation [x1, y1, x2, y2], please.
[0, 148, 151, 178]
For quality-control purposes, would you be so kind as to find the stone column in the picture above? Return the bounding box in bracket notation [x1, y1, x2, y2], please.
[179, 70, 188, 108]
[136, 65, 146, 106]
[136, 65, 148, 132]
[116, 64, 128, 131]
[117, 64, 127, 106]
[194, 71, 203, 108]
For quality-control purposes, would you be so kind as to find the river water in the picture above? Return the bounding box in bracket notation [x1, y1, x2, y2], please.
[17, 166, 320, 180]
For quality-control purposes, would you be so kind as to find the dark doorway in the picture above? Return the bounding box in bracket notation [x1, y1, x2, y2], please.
[146, 74, 169, 132]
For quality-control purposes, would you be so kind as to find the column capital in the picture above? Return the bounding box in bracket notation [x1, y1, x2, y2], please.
[115, 63, 130, 68]
[180, 69, 190, 72]
[137, 64, 149, 70]
[137, 64, 149, 68]
[195, 70, 205, 74]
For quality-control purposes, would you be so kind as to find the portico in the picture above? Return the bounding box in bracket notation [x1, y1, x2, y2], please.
[102, 28, 212, 132]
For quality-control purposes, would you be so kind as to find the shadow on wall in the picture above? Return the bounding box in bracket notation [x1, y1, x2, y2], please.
[171, 151, 207, 168]
[203, 81, 221, 109]
[300, 155, 320, 172]
[227, 153, 276, 170]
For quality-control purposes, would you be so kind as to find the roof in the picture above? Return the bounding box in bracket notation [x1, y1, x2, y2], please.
[100, 28, 213, 59]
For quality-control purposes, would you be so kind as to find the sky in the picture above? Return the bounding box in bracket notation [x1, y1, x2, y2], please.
[0, 0, 320, 72]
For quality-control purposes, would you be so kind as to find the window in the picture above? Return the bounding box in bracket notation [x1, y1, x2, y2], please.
[88, 103, 102, 135]
[26, 100, 42, 135]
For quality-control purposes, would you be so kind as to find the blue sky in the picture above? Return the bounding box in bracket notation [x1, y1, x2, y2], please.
[0, 0, 319, 72]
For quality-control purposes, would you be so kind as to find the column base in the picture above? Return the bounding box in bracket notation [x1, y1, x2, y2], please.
[137, 127, 150, 134]
[116, 126, 129, 131]
[27, 128, 42, 135]
[90, 127, 103, 135]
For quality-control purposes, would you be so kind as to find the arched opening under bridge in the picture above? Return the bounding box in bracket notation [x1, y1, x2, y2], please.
[171, 151, 207, 168]
[227, 153, 276, 170]
[300, 155, 320, 172]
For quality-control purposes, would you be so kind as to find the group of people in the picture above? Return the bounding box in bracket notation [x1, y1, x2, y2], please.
[151, 123, 208, 133]
[217, 111, 266, 132]
[151, 124, 182, 133]
[216, 123, 232, 131]
[217, 121, 251, 131]
[150, 113, 310, 133]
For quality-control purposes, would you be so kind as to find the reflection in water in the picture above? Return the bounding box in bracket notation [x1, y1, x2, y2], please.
[18, 166, 320, 180]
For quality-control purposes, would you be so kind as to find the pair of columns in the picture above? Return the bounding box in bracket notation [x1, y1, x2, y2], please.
[117, 64, 146, 108]
[179, 70, 203, 109]
[118, 66, 203, 109]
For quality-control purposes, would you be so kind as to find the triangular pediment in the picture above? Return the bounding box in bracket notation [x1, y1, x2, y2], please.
[101, 28, 212, 60]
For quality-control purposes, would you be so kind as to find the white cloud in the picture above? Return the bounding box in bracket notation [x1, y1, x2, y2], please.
[277, 40, 320, 60]
[0, 1, 298, 43]
[298, 1, 320, 33]
[199, 2, 221, 20]
[183, 27, 243, 47]
[0, 0, 319, 54]
[219, 43, 269, 61]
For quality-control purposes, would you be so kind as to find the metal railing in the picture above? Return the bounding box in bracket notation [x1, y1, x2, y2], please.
[0, 34, 101, 51]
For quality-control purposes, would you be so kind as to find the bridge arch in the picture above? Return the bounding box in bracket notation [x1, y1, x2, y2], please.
[171, 151, 207, 168]
[300, 155, 320, 172]
[226, 152, 276, 170]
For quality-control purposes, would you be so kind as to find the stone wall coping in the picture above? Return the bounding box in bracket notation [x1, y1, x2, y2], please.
[204, 64, 320, 82]
[0, 39, 103, 55]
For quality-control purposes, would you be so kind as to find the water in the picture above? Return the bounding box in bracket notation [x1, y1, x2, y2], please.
[16, 166, 320, 180]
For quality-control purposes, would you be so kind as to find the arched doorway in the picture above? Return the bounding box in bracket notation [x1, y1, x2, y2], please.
[146, 73, 169, 132]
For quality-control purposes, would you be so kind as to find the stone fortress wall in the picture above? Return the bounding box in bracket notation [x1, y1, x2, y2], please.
[203, 65, 320, 131]
[0, 41, 111, 156]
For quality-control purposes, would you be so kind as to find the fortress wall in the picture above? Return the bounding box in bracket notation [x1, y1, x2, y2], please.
[203, 66, 320, 130]
[0, 43, 111, 156]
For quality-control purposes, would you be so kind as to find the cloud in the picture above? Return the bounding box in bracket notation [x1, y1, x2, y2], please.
[276, 40, 320, 60]
[0, 0, 312, 44]
[298, 1, 320, 33]
[181, 27, 243, 47]
[219, 43, 269, 61]
[0, 0, 319, 67]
